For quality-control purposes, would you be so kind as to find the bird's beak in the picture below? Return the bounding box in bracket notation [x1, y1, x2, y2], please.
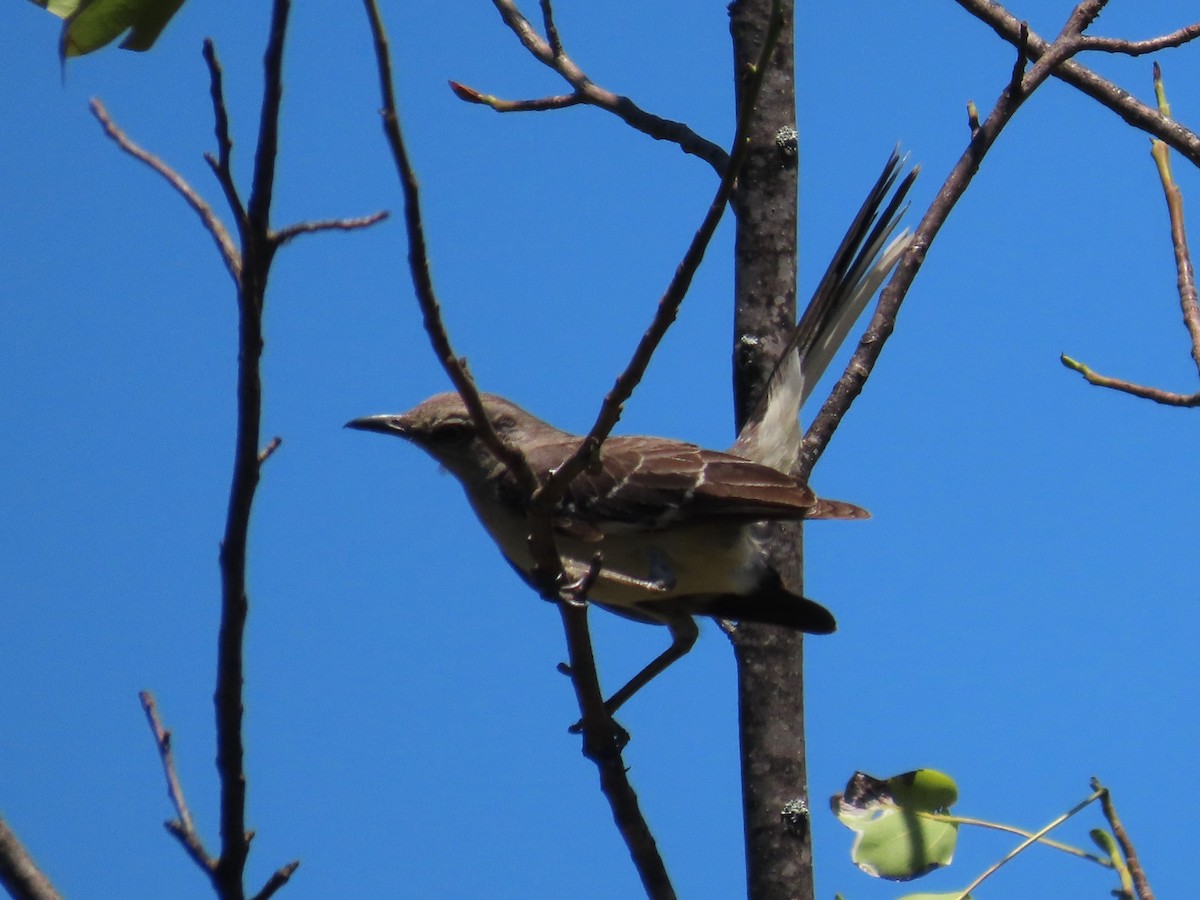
[345, 414, 410, 437]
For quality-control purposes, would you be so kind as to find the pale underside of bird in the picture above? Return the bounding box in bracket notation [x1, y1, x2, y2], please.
[349, 151, 915, 716]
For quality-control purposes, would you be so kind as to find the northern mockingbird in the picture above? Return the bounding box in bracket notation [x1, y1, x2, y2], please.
[349, 153, 914, 715]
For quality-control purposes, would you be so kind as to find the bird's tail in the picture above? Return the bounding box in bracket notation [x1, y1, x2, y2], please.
[732, 150, 917, 472]
[698, 571, 837, 634]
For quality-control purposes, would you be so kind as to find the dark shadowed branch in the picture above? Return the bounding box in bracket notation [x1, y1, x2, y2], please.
[95, 1, 383, 895]
[210, 2, 291, 896]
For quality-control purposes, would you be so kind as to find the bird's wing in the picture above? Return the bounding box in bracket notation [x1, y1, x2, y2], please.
[524, 436, 859, 532]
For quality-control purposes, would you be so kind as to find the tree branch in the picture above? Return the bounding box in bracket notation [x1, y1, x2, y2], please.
[202, 39, 249, 236]
[90, 98, 241, 285]
[445, 0, 730, 175]
[800, 1, 1111, 476]
[0, 813, 60, 900]
[955, 0, 1200, 168]
[1092, 778, 1155, 900]
[272, 211, 389, 247]
[1078, 22, 1200, 56]
[1061, 61, 1200, 405]
[138, 692, 215, 876]
[211, 5, 294, 897]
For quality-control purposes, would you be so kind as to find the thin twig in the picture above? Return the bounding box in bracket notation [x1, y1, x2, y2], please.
[164, 820, 218, 879]
[138, 692, 208, 859]
[249, 861, 301, 900]
[538, 0, 563, 59]
[800, 1, 1108, 476]
[1152, 63, 1200, 371]
[89, 98, 241, 284]
[361, 0, 542, 503]
[272, 211, 389, 246]
[0, 812, 61, 900]
[364, 0, 581, 622]
[1080, 23, 1200, 56]
[448, 81, 583, 113]
[1060, 62, 1200, 404]
[245, 0, 289, 243]
[1009, 21, 1029, 88]
[919, 811, 1111, 866]
[202, 40, 248, 235]
[1059, 357, 1200, 405]
[465, 0, 729, 174]
[1092, 778, 1154, 900]
[257, 436, 283, 464]
[955, 0, 1200, 169]
[951, 788, 1104, 900]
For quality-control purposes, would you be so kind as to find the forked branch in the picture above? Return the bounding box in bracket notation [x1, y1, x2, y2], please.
[448, 0, 729, 174]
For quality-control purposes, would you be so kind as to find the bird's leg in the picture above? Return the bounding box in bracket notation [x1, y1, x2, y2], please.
[569, 616, 699, 733]
[559, 552, 604, 603]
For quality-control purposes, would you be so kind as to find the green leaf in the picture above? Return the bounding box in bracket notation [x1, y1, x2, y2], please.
[46, 0, 187, 59]
[887, 769, 960, 812]
[28, 0, 79, 18]
[832, 770, 960, 881]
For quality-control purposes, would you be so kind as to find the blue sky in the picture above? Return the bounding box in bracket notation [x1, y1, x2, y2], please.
[4, 2, 1198, 898]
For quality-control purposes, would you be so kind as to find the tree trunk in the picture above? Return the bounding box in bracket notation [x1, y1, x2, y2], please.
[728, 2, 814, 899]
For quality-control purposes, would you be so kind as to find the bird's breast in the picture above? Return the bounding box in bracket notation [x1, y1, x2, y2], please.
[463, 486, 764, 607]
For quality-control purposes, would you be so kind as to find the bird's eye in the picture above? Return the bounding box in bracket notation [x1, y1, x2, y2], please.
[433, 421, 474, 446]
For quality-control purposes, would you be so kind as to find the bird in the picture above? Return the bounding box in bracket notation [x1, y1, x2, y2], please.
[348, 152, 915, 717]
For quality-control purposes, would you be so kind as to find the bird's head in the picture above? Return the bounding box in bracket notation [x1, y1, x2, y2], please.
[346, 391, 546, 481]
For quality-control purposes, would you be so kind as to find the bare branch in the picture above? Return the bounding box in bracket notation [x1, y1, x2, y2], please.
[1060, 355, 1200, 405]
[956, 0, 1200, 168]
[448, 80, 583, 113]
[1061, 63, 1200, 406]
[1080, 23, 1200, 56]
[257, 436, 284, 464]
[801, 0, 1109, 475]
[164, 820, 218, 881]
[202, 40, 248, 234]
[1092, 778, 1155, 900]
[213, 2, 293, 895]
[1009, 21, 1030, 89]
[556, 602, 675, 900]
[89, 98, 241, 285]
[1152, 64, 1200, 372]
[0, 813, 61, 900]
[138, 692, 208, 861]
[538, 0, 563, 59]
[250, 861, 301, 900]
[462, 0, 729, 174]
[361, 0, 542, 507]
[272, 211, 389, 247]
[245, 0, 290, 242]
